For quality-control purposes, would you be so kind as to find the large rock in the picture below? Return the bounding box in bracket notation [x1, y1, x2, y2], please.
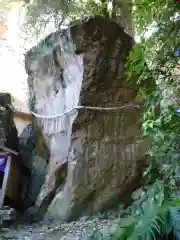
[19, 124, 50, 209]
[24, 16, 149, 221]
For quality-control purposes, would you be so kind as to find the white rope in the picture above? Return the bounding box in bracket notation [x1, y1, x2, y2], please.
[30, 104, 141, 119]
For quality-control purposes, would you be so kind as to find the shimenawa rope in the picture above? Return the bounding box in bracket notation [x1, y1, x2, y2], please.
[30, 104, 141, 119]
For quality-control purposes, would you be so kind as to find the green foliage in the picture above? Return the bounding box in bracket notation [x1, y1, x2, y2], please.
[88, 182, 180, 240]
[89, 0, 180, 239]
[0, 0, 134, 38]
[89, 229, 110, 240]
[118, 0, 179, 239]
[134, 0, 179, 36]
[0, 0, 22, 13]
[80, 0, 108, 17]
[21, 0, 112, 37]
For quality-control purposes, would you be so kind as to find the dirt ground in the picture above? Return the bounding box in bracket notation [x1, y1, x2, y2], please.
[0, 212, 120, 240]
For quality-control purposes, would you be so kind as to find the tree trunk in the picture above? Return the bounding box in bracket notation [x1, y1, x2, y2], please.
[101, 0, 110, 18]
[111, 0, 116, 19]
[112, 0, 134, 37]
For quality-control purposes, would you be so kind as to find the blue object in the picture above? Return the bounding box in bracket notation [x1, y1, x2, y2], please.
[169, 207, 180, 240]
[175, 48, 180, 56]
[0, 155, 8, 173]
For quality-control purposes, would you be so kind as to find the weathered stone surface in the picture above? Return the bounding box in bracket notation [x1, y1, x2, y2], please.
[19, 124, 49, 209]
[24, 16, 149, 221]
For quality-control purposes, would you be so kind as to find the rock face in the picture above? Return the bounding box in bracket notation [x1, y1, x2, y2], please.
[24, 16, 149, 221]
[19, 124, 49, 209]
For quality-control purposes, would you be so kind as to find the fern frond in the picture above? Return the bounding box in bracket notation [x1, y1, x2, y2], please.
[111, 216, 137, 240]
[169, 206, 180, 239]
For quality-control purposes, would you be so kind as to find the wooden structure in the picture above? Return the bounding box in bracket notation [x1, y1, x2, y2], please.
[0, 146, 23, 208]
[13, 110, 33, 136]
[13, 110, 44, 155]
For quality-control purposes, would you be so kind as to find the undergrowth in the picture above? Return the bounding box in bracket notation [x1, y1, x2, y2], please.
[89, 0, 180, 239]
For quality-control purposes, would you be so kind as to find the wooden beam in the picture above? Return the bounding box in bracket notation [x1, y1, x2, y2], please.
[0, 155, 11, 208]
[0, 145, 18, 156]
[13, 111, 33, 121]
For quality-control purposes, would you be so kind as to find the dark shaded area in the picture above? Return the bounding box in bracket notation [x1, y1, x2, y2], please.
[0, 93, 19, 152]
[19, 124, 50, 209]
[0, 93, 25, 212]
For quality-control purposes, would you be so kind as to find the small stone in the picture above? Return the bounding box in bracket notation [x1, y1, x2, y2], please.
[24, 237, 30, 240]
[3, 231, 14, 239]
[131, 188, 143, 200]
